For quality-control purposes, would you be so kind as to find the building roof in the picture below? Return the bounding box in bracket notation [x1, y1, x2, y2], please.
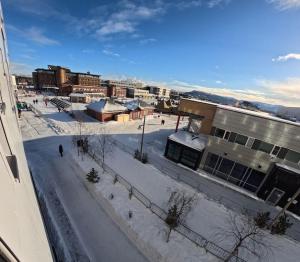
[125, 100, 155, 111]
[69, 93, 88, 98]
[180, 98, 300, 127]
[86, 99, 127, 113]
[169, 131, 208, 151]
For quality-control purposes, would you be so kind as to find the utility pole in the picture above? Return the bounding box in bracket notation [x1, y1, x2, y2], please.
[270, 187, 300, 227]
[139, 115, 146, 161]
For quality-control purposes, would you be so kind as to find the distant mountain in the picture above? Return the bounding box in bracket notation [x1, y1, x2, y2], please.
[183, 90, 238, 105]
[251, 102, 282, 114]
[182, 90, 283, 114]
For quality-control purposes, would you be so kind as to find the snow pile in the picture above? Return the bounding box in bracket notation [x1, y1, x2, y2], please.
[169, 130, 208, 151]
[71, 148, 218, 262]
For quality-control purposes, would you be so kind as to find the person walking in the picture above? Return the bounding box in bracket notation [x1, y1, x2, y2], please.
[59, 144, 64, 157]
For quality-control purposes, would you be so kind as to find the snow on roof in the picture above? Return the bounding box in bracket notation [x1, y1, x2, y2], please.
[69, 93, 87, 97]
[86, 99, 127, 113]
[124, 100, 154, 111]
[169, 131, 208, 151]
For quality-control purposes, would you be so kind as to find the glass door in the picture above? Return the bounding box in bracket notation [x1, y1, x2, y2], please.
[266, 188, 285, 206]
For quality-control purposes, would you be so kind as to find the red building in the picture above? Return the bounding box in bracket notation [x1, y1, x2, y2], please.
[86, 100, 127, 122]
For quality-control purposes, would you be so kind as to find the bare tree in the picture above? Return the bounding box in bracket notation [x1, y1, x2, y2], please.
[215, 212, 273, 262]
[95, 127, 114, 172]
[165, 190, 197, 242]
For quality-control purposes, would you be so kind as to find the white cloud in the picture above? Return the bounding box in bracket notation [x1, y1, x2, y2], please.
[175, 1, 202, 9]
[267, 0, 300, 10]
[102, 49, 121, 57]
[97, 21, 135, 36]
[272, 53, 300, 62]
[215, 80, 223, 84]
[139, 38, 157, 44]
[96, 2, 165, 38]
[166, 79, 300, 106]
[7, 25, 60, 46]
[208, 0, 231, 8]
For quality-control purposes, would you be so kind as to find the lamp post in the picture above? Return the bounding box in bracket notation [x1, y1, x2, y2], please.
[139, 115, 146, 161]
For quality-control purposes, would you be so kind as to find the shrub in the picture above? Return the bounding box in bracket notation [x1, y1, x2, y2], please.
[86, 168, 100, 183]
[254, 211, 270, 228]
[271, 213, 293, 235]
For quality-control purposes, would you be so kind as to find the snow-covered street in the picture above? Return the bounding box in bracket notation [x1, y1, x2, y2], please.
[22, 113, 148, 262]
[19, 96, 300, 262]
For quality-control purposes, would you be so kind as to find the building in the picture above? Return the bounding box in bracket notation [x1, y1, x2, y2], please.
[69, 93, 92, 103]
[32, 65, 101, 95]
[101, 79, 144, 90]
[13, 75, 33, 89]
[107, 85, 127, 98]
[127, 87, 155, 100]
[125, 100, 155, 120]
[165, 98, 300, 215]
[146, 86, 170, 98]
[0, 6, 53, 261]
[86, 99, 127, 122]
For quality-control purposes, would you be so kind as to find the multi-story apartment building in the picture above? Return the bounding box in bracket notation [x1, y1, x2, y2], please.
[32, 65, 101, 95]
[127, 87, 155, 100]
[13, 75, 33, 89]
[101, 79, 144, 90]
[165, 98, 300, 215]
[146, 85, 170, 98]
[0, 5, 53, 261]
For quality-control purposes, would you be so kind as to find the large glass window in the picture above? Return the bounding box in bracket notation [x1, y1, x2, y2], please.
[166, 141, 181, 161]
[235, 134, 248, 146]
[277, 147, 288, 159]
[228, 163, 248, 185]
[251, 139, 274, 154]
[228, 132, 237, 142]
[204, 153, 219, 173]
[285, 150, 300, 163]
[214, 128, 225, 138]
[181, 148, 200, 168]
[243, 170, 265, 192]
[218, 158, 235, 175]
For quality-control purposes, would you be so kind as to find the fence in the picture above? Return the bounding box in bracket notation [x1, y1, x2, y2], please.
[27, 106, 245, 262]
[85, 142, 246, 262]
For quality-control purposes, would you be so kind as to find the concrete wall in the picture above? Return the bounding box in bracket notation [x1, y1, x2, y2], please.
[178, 99, 217, 135]
[0, 6, 53, 261]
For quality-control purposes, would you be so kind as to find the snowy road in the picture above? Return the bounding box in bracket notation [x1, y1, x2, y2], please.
[22, 112, 148, 262]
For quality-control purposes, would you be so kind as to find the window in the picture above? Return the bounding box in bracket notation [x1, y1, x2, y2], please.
[224, 131, 230, 140]
[271, 146, 281, 156]
[235, 134, 248, 146]
[277, 147, 288, 159]
[243, 170, 265, 192]
[204, 153, 219, 172]
[218, 158, 234, 175]
[180, 148, 200, 168]
[246, 137, 255, 148]
[166, 141, 181, 161]
[228, 163, 248, 185]
[228, 132, 237, 142]
[285, 150, 300, 163]
[214, 128, 225, 138]
[251, 139, 274, 154]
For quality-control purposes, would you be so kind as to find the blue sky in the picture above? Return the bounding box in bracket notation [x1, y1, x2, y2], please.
[2, 0, 300, 106]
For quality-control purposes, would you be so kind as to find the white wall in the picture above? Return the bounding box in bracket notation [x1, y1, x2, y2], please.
[0, 3, 53, 261]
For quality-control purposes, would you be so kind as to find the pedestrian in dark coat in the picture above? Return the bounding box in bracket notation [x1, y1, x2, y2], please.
[59, 144, 63, 157]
